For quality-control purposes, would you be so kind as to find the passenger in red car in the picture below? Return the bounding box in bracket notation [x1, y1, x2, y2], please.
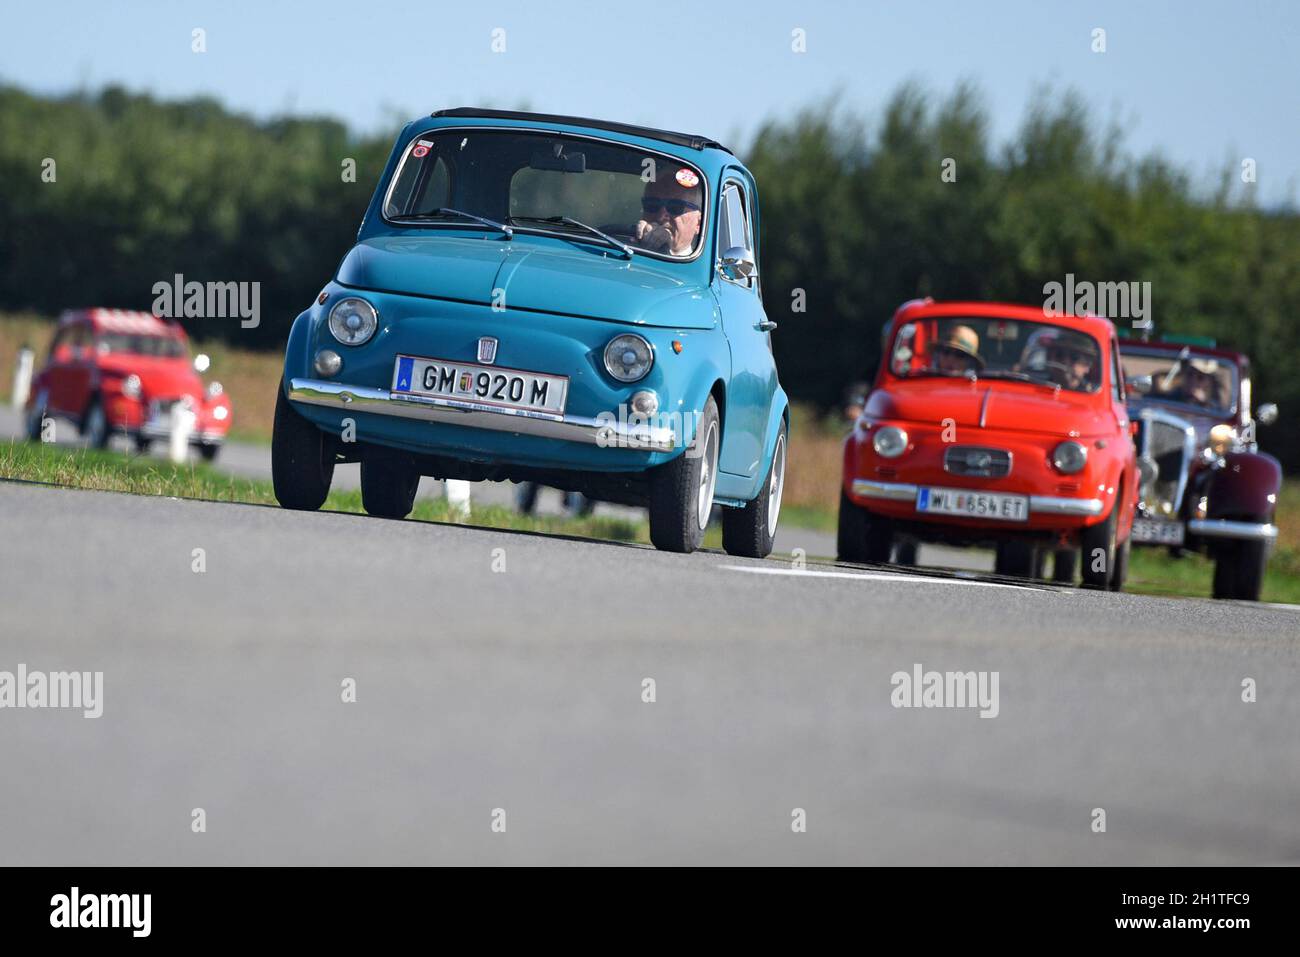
[930, 324, 984, 375]
[1022, 329, 1099, 391]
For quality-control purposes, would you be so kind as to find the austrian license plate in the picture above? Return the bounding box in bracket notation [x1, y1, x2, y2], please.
[1131, 518, 1185, 545]
[916, 486, 1029, 522]
[391, 354, 568, 420]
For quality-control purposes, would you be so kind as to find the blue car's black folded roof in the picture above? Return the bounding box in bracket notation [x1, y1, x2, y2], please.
[430, 107, 733, 155]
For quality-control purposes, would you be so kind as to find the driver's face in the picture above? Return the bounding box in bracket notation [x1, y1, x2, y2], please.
[640, 180, 702, 255]
[1185, 369, 1215, 403]
[1050, 346, 1093, 387]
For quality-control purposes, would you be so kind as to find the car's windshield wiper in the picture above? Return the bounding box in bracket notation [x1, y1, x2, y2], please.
[509, 215, 633, 258]
[978, 370, 1034, 382]
[391, 208, 512, 238]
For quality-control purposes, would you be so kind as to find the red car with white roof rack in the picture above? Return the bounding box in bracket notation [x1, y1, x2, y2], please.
[838, 299, 1140, 589]
[23, 308, 232, 460]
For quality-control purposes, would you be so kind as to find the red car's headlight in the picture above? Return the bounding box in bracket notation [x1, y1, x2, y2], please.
[872, 426, 908, 458]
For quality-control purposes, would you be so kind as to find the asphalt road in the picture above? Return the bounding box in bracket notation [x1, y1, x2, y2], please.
[2, 479, 1298, 865]
[0, 404, 985, 567]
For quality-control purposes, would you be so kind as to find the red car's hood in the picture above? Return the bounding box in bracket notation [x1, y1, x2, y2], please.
[867, 379, 1117, 437]
[98, 354, 204, 400]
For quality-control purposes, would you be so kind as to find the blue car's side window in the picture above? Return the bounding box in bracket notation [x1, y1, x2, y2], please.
[720, 182, 757, 292]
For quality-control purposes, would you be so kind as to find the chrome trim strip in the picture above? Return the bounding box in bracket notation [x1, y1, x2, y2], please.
[1028, 495, 1105, 516]
[851, 479, 919, 501]
[139, 425, 225, 442]
[852, 478, 1104, 516]
[287, 378, 678, 452]
[1187, 518, 1278, 542]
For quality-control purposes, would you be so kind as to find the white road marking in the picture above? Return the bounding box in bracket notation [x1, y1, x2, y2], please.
[720, 563, 1043, 591]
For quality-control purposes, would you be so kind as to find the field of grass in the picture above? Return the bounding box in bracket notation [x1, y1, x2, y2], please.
[0, 440, 647, 544]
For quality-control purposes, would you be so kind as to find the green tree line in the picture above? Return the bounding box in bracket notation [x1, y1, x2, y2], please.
[2, 83, 1298, 467]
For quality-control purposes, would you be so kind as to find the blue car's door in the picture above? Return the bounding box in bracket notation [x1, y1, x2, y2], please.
[713, 177, 776, 482]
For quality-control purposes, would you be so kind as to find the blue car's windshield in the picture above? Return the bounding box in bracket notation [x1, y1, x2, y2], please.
[383, 130, 707, 260]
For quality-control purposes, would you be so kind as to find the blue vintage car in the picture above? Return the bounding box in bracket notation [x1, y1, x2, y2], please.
[273, 108, 788, 555]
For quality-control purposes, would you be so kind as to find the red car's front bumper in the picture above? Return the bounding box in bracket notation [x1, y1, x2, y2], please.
[843, 422, 1123, 544]
[106, 394, 231, 444]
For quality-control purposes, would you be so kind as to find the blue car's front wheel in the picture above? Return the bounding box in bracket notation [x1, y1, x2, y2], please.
[722, 422, 786, 559]
[648, 396, 719, 553]
[272, 381, 334, 511]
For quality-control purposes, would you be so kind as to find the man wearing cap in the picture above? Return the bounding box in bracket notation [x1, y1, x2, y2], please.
[634, 166, 703, 256]
[1170, 358, 1222, 409]
[930, 324, 983, 375]
[1047, 332, 1098, 391]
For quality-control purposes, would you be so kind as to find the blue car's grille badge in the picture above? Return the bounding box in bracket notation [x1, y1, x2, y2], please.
[478, 337, 499, 365]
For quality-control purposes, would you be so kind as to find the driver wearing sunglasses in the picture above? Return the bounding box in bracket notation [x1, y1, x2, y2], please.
[634, 170, 703, 256]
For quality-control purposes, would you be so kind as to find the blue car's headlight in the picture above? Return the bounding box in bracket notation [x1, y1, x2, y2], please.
[604, 334, 653, 382]
[328, 298, 378, 346]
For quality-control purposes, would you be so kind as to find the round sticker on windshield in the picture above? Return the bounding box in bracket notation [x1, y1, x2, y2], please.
[675, 168, 699, 188]
[412, 145, 430, 158]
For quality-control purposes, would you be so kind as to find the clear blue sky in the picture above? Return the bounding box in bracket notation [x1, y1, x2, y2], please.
[4, 0, 1297, 205]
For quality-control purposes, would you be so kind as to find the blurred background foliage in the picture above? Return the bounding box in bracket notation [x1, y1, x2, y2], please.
[2, 81, 1298, 467]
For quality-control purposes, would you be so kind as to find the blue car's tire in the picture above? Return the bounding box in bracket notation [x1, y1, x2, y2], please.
[361, 454, 420, 520]
[722, 423, 786, 559]
[272, 380, 334, 511]
[649, 396, 719, 553]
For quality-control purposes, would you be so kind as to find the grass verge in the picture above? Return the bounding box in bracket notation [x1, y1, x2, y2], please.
[0, 440, 648, 544]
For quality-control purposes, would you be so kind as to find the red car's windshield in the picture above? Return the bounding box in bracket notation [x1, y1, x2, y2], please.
[96, 333, 187, 359]
[889, 316, 1103, 394]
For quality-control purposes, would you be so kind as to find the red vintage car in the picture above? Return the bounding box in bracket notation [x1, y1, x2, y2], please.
[24, 309, 232, 460]
[838, 299, 1139, 589]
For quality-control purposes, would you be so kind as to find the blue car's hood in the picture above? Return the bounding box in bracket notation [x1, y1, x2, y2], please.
[336, 235, 715, 329]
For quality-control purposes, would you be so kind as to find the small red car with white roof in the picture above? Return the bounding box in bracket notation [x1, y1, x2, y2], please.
[839, 299, 1139, 589]
[24, 309, 232, 460]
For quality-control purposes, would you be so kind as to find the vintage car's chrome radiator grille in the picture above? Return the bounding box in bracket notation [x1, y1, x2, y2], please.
[1136, 410, 1194, 517]
[943, 446, 1012, 478]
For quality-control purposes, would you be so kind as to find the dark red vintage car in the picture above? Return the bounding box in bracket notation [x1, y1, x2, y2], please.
[24, 309, 232, 459]
[1118, 335, 1280, 601]
[839, 300, 1139, 589]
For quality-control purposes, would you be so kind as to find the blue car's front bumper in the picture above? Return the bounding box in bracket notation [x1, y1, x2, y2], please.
[289, 375, 677, 463]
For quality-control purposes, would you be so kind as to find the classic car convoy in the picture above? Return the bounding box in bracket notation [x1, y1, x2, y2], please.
[838, 300, 1139, 590]
[273, 109, 789, 555]
[20, 119, 1273, 600]
[1118, 336, 1280, 600]
[24, 308, 232, 460]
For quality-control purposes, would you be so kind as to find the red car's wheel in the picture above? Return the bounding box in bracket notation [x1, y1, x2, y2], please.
[81, 395, 110, 450]
[836, 489, 892, 564]
[1080, 504, 1118, 589]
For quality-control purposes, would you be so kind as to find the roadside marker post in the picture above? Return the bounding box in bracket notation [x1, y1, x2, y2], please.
[169, 401, 196, 463]
[446, 479, 471, 516]
[11, 347, 34, 409]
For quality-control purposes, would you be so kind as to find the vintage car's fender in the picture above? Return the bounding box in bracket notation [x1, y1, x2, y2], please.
[1206, 451, 1282, 521]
